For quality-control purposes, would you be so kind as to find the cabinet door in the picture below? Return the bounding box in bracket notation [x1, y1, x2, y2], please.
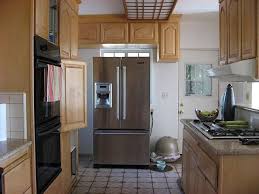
[101, 23, 128, 43]
[227, 0, 241, 63]
[70, 10, 79, 59]
[204, 180, 217, 194]
[159, 22, 180, 62]
[79, 23, 101, 45]
[60, 0, 71, 58]
[35, 0, 49, 39]
[61, 61, 86, 131]
[130, 23, 158, 43]
[182, 142, 190, 194]
[241, 0, 257, 59]
[3, 158, 31, 194]
[219, 0, 228, 65]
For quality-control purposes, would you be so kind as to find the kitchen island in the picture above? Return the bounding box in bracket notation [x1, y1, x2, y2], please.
[181, 119, 259, 194]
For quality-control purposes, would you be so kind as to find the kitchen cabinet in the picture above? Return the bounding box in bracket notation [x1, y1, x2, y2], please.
[59, 0, 79, 59]
[1, 146, 32, 194]
[241, 0, 257, 60]
[60, 132, 72, 193]
[60, 0, 71, 58]
[227, 0, 241, 63]
[101, 23, 128, 43]
[61, 60, 87, 132]
[79, 23, 101, 45]
[159, 22, 180, 62]
[78, 15, 181, 62]
[70, 10, 79, 59]
[219, 0, 257, 65]
[219, 0, 228, 65]
[35, 0, 49, 39]
[129, 23, 158, 43]
[182, 130, 217, 194]
[3, 158, 31, 194]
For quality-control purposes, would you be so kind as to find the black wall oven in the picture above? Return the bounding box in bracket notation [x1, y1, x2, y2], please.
[34, 35, 62, 194]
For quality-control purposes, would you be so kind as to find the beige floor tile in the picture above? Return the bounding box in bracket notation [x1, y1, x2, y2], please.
[138, 182, 153, 189]
[152, 182, 168, 189]
[138, 177, 152, 183]
[137, 188, 154, 194]
[154, 188, 170, 194]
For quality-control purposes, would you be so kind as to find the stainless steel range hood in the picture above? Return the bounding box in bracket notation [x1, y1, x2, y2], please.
[207, 58, 258, 82]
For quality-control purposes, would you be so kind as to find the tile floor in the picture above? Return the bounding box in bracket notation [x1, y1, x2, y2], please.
[72, 156, 183, 194]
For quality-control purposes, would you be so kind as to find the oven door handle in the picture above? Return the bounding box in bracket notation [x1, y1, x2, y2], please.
[38, 129, 60, 137]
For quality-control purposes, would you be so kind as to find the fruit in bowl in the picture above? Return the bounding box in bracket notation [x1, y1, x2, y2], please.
[195, 109, 219, 122]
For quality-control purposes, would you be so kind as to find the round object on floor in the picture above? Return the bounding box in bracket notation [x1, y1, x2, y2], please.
[155, 136, 179, 157]
[150, 164, 173, 172]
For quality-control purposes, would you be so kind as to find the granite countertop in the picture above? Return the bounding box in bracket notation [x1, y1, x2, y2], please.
[0, 139, 32, 165]
[181, 119, 259, 155]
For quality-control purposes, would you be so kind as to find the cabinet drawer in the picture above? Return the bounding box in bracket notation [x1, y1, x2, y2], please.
[3, 158, 31, 194]
[196, 146, 217, 189]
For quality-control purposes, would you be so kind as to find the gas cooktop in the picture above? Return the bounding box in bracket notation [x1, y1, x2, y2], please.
[190, 120, 259, 139]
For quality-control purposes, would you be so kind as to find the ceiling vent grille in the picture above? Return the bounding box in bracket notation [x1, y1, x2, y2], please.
[123, 0, 178, 20]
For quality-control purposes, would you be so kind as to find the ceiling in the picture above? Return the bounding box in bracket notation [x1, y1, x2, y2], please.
[79, 0, 219, 15]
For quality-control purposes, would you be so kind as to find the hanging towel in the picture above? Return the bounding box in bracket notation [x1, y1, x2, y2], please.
[47, 64, 62, 102]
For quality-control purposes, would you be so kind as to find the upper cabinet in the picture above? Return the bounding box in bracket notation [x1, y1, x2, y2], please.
[70, 10, 79, 59]
[129, 23, 158, 44]
[241, 0, 257, 60]
[78, 15, 181, 62]
[227, 0, 241, 63]
[101, 23, 128, 43]
[60, 0, 71, 58]
[219, 0, 228, 65]
[79, 23, 101, 45]
[219, 0, 257, 65]
[159, 22, 180, 62]
[61, 60, 87, 132]
[35, 0, 49, 40]
[59, 0, 79, 59]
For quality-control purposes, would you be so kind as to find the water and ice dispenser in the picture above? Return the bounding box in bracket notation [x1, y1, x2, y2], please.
[94, 83, 112, 108]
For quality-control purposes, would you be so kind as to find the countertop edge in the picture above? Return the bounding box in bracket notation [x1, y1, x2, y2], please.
[0, 141, 32, 167]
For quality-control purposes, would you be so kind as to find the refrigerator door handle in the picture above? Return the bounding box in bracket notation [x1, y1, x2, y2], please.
[116, 66, 120, 120]
[123, 66, 127, 120]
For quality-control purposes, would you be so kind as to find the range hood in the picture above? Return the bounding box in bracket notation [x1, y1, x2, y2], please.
[207, 58, 258, 82]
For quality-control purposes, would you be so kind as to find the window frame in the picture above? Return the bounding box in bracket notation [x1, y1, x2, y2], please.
[100, 49, 151, 58]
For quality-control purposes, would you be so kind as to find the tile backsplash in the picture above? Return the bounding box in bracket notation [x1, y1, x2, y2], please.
[0, 93, 26, 140]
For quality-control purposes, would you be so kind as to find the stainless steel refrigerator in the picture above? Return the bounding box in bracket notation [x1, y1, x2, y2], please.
[93, 57, 150, 165]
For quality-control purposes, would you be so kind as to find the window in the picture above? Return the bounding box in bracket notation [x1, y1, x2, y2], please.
[101, 49, 151, 58]
[185, 64, 212, 96]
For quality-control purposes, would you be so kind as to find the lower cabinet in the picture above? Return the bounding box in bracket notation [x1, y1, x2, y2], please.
[61, 60, 87, 132]
[182, 139, 217, 194]
[2, 148, 32, 194]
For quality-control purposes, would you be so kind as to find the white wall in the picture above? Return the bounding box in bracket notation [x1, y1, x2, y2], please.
[180, 12, 219, 49]
[78, 49, 100, 155]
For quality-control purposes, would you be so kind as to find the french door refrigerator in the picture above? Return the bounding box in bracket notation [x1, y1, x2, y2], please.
[93, 57, 150, 165]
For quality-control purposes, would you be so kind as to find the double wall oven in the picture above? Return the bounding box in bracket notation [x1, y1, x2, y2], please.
[34, 35, 62, 194]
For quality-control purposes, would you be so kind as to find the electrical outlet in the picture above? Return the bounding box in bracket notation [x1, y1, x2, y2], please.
[161, 92, 168, 98]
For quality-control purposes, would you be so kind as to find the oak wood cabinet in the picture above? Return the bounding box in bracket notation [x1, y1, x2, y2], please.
[78, 15, 181, 62]
[79, 23, 101, 45]
[129, 23, 158, 43]
[227, 0, 241, 63]
[101, 23, 128, 43]
[159, 22, 180, 62]
[241, 0, 257, 60]
[60, 0, 71, 58]
[1, 146, 32, 194]
[70, 10, 79, 59]
[219, 0, 228, 65]
[35, 0, 49, 39]
[60, 0, 79, 59]
[219, 0, 257, 65]
[3, 158, 31, 194]
[61, 60, 87, 132]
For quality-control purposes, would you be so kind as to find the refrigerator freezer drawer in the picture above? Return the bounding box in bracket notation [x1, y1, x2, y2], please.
[93, 130, 150, 165]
